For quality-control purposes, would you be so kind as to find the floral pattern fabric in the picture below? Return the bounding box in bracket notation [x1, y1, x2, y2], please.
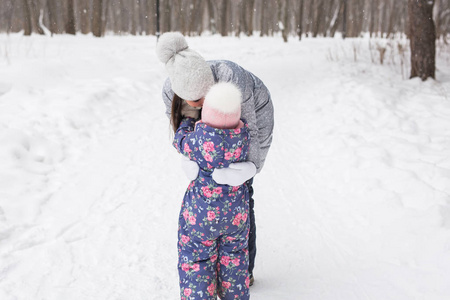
[173, 118, 251, 300]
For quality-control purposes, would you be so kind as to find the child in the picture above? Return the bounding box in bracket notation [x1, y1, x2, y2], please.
[173, 82, 251, 300]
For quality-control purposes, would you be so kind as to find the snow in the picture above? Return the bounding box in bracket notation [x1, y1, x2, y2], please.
[1, 33, 450, 300]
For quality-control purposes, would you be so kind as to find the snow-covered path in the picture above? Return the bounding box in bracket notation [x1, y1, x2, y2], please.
[1, 34, 450, 300]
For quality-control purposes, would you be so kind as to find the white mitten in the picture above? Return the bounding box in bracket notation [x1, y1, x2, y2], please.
[181, 101, 200, 119]
[212, 162, 256, 186]
[181, 155, 199, 181]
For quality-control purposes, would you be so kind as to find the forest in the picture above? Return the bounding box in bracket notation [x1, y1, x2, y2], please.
[1, 0, 449, 41]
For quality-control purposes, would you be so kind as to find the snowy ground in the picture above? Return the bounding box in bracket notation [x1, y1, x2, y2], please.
[0, 33, 450, 300]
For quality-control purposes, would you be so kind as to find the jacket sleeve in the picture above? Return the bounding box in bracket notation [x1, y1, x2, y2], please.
[250, 74, 274, 173]
[172, 118, 198, 161]
[209, 60, 274, 173]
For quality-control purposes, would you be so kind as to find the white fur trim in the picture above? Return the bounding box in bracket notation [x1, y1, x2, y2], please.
[204, 82, 242, 113]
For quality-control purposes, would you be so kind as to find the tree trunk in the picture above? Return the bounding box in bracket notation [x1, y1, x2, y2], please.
[29, 0, 45, 34]
[92, 0, 103, 37]
[283, 0, 289, 41]
[145, 0, 155, 35]
[381, 0, 388, 36]
[313, 0, 324, 37]
[353, 0, 364, 37]
[163, 0, 171, 33]
[46, 0, 58, 35]
[278, 0, 288, 42]
[65, 0, 76, 34]
[342, 0, 347, 38]
[439, 6, 450, 42]
[188, 0, 202, 35]
[386, 0, 397, 38]
[119, 0, 127, 34]
[22, 0, 33, 35]
[237, 0, 244, 36]
[220, 0, 229, 36]
[102, 0, 112, 35]
[329, 0, 342, 37]
[307, 0, 314, 36]
[323, 0, 335, 37]
[247, 0, 255, 36]
[139, 0, 146, 34]
[131, 0, 137, 35]
[79, 0, 90, 34]
[434, 0, 441, 39]
[206, 0, 216, 34]
[155, 0, 160, 36]
[260, 0, 267, 36]
[369, 0, 377, 37]
[408, 0, 436, 80]
[297, 0, 304, 40]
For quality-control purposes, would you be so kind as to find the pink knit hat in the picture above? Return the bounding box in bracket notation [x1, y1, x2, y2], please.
[201, 82, 242, 129]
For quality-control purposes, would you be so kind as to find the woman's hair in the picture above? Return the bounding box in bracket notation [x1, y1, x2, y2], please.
[171, 94, 184, 133]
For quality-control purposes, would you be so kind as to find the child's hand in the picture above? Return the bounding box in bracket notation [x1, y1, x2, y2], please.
[181, 155, 199, 181]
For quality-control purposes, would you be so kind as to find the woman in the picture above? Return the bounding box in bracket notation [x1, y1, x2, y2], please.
[156, 32, 274, 285]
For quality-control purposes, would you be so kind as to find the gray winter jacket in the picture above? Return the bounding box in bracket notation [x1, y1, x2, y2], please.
[162, 60, 274, 172]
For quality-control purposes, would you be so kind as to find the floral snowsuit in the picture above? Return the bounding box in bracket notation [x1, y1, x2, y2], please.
[173, 118, 251, 300]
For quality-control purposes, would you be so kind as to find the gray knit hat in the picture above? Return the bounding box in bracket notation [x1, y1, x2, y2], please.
[156, 32, 215, 101]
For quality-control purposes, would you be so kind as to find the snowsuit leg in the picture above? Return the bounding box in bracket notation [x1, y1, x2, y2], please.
[177, 185, 251, 300]
[178, 201, 219, 300]
[247, 179, 257, 277]
[217, 219, 250, 300]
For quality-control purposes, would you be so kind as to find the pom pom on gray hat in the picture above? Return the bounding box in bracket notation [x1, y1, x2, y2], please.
[156, 32, 215, 101]
[156, 32, 188, 64]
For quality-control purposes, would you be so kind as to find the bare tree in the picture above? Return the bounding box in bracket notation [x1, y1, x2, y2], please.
[21, 0, 32, 35]
[78, 0, 90, 34]
[297, 0, 304, 40]
[92, 0, 103, 37]
[188, 0, 202, 36]
[313, 0, 324, 37]
[435, 0, 450, 40]
[2, 0, 450, 41]
[329, 0, 342, 37]
[409, 0, 436, 80]
[65, 0, 76, 34]
[205, 0, 216, 34]
[23, 0, 44, 35]
[46, 0, 58, 35]
[101, 0, 112, 34]
[342, 0, 347, 38]
[369, 0, 377, 37]
[146, 0, 156, 35]
[260, 0, 268, 36]
[322, 0, 336, 37]
[280, 0, 289, 42]
[220, 0, 229, 36]
[3, 0, 16, 33]
[306, 0, 315, 36]
[240, 0, 255, 36]
[131, 0, 138, 35]
[385, 0, 396, 38]
[238, 0, 246, 36]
